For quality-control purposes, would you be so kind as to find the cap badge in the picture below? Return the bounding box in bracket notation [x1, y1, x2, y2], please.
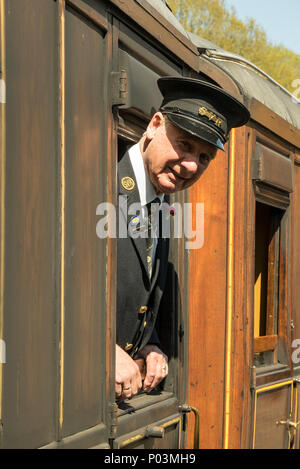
[121, 176, 135, 191]
[198, 107, 223, 128]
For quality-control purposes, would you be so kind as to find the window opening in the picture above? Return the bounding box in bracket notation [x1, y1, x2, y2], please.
[254, 201, 284, 367]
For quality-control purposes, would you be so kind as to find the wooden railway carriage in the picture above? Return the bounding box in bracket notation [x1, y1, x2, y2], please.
[0, 0, 300, 449]
[187, 35, 300, 449]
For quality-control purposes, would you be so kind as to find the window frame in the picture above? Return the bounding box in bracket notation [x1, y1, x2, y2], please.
[251, 132, 293, 376]
[253, 200, 287, 366]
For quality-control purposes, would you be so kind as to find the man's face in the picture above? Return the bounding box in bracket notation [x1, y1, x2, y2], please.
[141, 113, 218, 195]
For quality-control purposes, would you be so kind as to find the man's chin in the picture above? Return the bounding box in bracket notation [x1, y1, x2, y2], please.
[156, 182, 178, 195]
[154, 176, 182, 195]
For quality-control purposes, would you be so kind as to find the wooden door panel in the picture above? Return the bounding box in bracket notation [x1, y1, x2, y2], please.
[2, 0, 58, 448]
[253, 381, 293, 449]
[2, 0, 112, 449]
[292, 381, 300, 449]
[63, 4, 108, 438]
[114, 410, 181, 449]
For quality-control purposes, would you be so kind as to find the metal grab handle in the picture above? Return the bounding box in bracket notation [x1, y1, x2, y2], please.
[179, 404, 200, 449]
[145, 425, 165, 438]
[117, 425, 165, 449]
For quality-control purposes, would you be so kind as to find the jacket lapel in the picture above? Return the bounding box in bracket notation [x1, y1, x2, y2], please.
[118, 151, 149, 279]
[150, 201, 169, 289]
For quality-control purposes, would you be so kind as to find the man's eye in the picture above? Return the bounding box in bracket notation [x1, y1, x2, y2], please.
[199, 153, 210, 165]
[179, 141, 191, 151]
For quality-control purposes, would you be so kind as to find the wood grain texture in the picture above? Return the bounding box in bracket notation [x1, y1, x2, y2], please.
[188, 143, 228, 449]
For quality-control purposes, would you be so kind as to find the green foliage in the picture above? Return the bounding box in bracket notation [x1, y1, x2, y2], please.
[168, 0, 300, 93]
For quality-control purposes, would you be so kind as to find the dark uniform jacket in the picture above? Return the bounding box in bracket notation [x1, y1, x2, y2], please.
[117, 150, 170, 357]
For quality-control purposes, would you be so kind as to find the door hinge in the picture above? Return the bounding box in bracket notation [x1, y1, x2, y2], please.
[179, 324, 184, 342]
[111, 70, 127, 107]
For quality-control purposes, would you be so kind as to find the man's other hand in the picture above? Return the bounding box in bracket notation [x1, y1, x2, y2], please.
[137, 344, 168, 392]
[115, 344, 142, 400]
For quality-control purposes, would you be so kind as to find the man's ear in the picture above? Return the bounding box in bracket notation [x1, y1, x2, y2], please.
[145, 112, 164, 140]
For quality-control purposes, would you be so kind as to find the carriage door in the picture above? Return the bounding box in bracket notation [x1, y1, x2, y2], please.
[1, 0, 114, 448]
[108, 16, 191, 449]
[250, 132, 300, 449]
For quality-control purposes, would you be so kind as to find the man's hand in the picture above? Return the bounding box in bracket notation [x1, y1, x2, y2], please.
[136, 344, 168, 392]
[115, 344, 142, 400]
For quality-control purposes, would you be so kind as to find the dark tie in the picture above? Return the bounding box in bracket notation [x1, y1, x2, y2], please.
[146, 197, 161, 278]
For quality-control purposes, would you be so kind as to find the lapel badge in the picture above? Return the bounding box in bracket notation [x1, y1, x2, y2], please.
[130, 216, 140, 227]
[121, 176, 135, 191]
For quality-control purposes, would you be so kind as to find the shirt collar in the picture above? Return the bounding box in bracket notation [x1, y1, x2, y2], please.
[128, 143, 164, 206]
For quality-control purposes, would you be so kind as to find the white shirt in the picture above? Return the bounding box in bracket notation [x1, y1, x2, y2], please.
[128, 143, 164, 262]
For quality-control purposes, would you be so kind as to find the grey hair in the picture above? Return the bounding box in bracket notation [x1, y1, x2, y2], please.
[142, 113, 171, 137]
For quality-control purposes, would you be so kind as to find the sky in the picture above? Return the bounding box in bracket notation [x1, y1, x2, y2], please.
[225, 0, 300, 56]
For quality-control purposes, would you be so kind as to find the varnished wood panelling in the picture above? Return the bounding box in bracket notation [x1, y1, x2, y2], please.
[293, 159, 300, 376]
[0, 0, 6, 427]
[249, 98, 300, 150]
[67, 0, 108, 31]
[2, 0, 58, 448]
[62, 7, 108, 437]
[109, 0, 199, 71]
[224, 126, 252, 448]
[188, 144, 229, 449]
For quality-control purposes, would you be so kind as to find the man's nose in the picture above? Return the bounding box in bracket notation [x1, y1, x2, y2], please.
[180, 157, 199, 175]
